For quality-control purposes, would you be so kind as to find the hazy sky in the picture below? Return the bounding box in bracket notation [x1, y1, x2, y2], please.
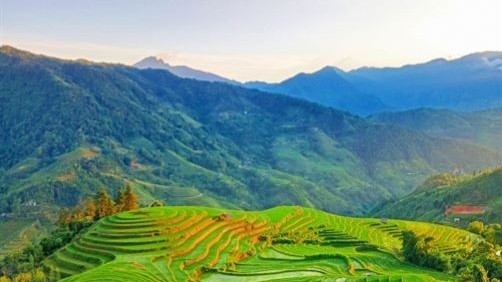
[1, 0, 501, 82]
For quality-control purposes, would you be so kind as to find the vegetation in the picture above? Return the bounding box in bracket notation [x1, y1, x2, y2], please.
[371, 107, 502, 152]
[1, 47, 501, 280]
[467, 221, 502, 245]
[0, 187, 140, 281]
[402, 230, 502, 281]
[402, 230, 451, 273]
[373, 167, 502, 225]
[34, 206, 481, 281]
[1, 46, 501, 227]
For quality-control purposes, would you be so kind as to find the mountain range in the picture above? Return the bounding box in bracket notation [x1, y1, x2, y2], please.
[349, 51, 502, 112]
[134, 56, 238, 85]
[244, 67, 388, 116]
[136, 51, 502, 116]
[2, 45, 501, 220]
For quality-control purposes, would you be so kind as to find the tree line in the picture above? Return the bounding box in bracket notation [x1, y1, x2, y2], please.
[402, 230, 502, 282]
[58, 184, 138, 224]
[0, 184, 140, 282]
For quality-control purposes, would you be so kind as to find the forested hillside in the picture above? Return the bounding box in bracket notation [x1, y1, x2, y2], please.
[371, 108, 502, 152]
[373, 167, 502, 225]
[1, 46, 501, 221]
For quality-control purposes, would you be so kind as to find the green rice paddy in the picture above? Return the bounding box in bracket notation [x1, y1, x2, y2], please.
[45, 206, 477, 281]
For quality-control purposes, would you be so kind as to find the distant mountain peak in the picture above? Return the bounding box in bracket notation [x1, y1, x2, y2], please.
[286, 66, 345, 82]
[135, 56, 170, 68]
[133, 55, 238, 84]
[311, 66, 343, 76]
[317, 66, 338, 72]
[245, 64, 388, 116]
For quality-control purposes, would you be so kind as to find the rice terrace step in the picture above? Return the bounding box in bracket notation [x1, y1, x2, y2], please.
[44, 206, 475, 281]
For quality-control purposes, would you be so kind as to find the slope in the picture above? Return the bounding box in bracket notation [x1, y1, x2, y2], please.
[350, 51, 502, 111]
[1, 45, 501, 222]
[45, 206, 473, 281]
[244, 66, 388, 116]
[370, 107, 502, 152]
[134, 56, 239, 84]
[373, 167, 502, 224]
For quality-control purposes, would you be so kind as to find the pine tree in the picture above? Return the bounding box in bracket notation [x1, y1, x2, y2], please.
[94, 188, 114, 219]
[82, 197, 96, 220]
[115, 189, 126, 213]
[123, 184, 139, 211]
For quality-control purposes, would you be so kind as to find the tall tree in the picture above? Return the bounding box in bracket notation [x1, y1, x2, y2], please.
[114, 189, 126, 213]
[123, 184, 139, 211]
[94, 188, 114, 219]
[82, 197, 96, 220]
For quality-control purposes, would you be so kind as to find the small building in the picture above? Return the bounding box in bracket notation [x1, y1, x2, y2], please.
[445, 205, 487, 215]
[380, 218, 388, 224]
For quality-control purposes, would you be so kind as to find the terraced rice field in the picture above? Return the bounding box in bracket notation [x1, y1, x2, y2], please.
[45, 206, 477, 281]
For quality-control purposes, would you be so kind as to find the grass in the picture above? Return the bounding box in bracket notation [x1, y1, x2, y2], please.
[45, 206, 474, 281]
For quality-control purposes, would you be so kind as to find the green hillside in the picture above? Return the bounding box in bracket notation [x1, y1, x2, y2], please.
[373, 167, 502, 224]
[371, 108, 502, 152]
[44, 206, 475, 281]
[1, 46, 501, 220]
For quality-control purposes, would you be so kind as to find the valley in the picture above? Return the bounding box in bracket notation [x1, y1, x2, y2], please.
[1, 46, 500, 223]
[45, 206, 474, 281]
[0, 38, 501, 282]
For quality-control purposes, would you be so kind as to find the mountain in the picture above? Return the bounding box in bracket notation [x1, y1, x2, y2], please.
[350, 51, 502, 111]
[134, 56, 239, 84]
[244, 66, 388, 116]
[373, 167, 502, 224]
[370, 107, 502, 152]
[1, 45, 501, 221]
[135, 52, 502, 116]
[46, 206, 474, 281]
[246, 52, 502, 115]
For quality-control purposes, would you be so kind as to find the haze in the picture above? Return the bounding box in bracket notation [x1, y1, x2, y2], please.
[1, 0, 501, 82]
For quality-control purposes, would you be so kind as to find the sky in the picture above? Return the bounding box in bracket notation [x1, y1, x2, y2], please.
[1, 0, 501, 82]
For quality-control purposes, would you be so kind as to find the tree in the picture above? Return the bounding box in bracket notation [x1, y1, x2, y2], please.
[12, 273, 31, 282]
[31, 269, 46, 282]
[468, 221, 485, 235]
[82, 197, 96, 220]
[472, 264, 490, 282]
[114, 189, 126, 212]
[57, 208, 72, 226]
[402, 230, 451, 272]
[402, 230, 419, 263]
[123, 184, 138, 211]
[491, 228, 502, 245]
[94, 188, 114, 219]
